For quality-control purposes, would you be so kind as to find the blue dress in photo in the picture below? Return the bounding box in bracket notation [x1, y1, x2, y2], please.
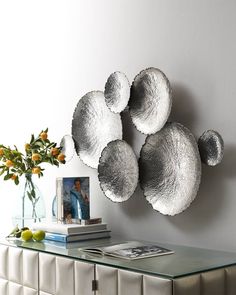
[70, 188, 90, 220]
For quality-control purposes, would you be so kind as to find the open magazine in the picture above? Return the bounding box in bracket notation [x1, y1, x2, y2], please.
[81, 241, 174, 260]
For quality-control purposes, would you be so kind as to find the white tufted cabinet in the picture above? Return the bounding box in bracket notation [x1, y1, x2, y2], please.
[0, 244, 38, 295]
[1, 241, 236, 295]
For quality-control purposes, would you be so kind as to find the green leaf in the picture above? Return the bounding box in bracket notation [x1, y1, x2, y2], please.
[0, 169, 6, 176]
[30, 134, 35, 144]
[46, 142, 54, 148]
[31, 189, 36, 198]
[27, 191, 33, 201]
[14, 177, 19, 185]
[4, 174, 13, 180]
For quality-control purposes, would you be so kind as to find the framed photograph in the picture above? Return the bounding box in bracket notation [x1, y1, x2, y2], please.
[56, 177, 90, 223]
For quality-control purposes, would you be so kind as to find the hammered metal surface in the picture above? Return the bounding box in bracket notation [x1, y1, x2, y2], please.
[60, 134, 75, 162]
[72, 91, 123, 168]
[104, 71, 130, 113]
[129, 67, 172, 134]
[139, 122, 201, 216]
[198, 130, 224, 166]
[98, 140, 139, 202]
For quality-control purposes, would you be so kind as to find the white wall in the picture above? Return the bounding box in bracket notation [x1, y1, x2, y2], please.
[0, 0, 236, 251]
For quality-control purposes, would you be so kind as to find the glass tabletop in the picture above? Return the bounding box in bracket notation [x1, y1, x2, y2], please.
[1, 238, 236, 279]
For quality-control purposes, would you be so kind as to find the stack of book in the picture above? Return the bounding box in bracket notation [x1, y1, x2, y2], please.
[33, 222, 111, 243]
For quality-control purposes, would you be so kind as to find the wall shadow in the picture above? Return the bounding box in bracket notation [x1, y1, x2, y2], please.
[121, 110, 135, 146]
[169, 83, 198, 133]
[120, 184, 151, 218]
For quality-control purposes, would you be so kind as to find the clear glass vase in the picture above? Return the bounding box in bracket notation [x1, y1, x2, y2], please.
[12, 174, 46, 228]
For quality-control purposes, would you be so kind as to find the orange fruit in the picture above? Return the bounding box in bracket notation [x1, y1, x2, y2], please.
[31, 153, 41, 161]
[57, 153, 65, 162]
[40, 132, 48, 141]
[0, 148, 4, 156]
[32, 167, 41, 174]
[50, 147, 59, 156]
[11, 174, 17, 181]
[5, 160, 14, 167]
[25, 143, 30, 150]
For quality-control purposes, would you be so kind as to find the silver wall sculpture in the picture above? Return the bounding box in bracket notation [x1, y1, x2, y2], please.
[129, 67, 172, 134]
[104, 71, 130, 113]
[70, 67, 224, 215]
[72, 91, 122, 169]
[98, 140, 139, 202]
[198, 130, 224, 166]
[139, 122, 202, 216]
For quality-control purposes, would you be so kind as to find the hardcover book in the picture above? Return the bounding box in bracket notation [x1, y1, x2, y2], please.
[33, 222, 108, 235]
[45, 230, 111, 243]
[57, 177, 90, 222]
[81, 241, 174, 260]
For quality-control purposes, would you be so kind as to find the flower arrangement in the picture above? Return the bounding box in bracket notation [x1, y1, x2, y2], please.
[0, 128, 65, 185]
[0, 129, 66, 226]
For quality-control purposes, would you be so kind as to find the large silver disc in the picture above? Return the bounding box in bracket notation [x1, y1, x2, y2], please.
[98, 140, 139, 202]
[72, 91, 122, 168]
[129, 67, 172, 134]
[140, 122, 201, 215]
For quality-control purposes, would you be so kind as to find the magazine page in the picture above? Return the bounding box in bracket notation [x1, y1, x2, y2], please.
[82, 241, 174, 259]
[82, 241, 137, 253]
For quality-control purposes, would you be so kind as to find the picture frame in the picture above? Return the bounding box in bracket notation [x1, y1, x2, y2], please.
[56, 177, 90, 223]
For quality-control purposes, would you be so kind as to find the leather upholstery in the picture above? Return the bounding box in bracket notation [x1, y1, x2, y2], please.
[0, 245, 38, 295]
[39, 253, 94, 295]
[96, 265, 172, 295]
[173, 266, 236, 295]
[1, 244, 236, 295]
[0, 245, 95, 295]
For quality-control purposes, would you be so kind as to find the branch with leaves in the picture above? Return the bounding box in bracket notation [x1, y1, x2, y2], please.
[0, 128, 66, 185]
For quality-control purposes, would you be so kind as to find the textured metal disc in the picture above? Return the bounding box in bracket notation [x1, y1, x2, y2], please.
[72, 91, 123, 168]
[198, 130, 224, 166]
[139, 122, 201, 216]
[129, 67, 172, 134]
[98, 140, 139, 202]
[60, 135, 75, 162]
[104, 71, 130, 113]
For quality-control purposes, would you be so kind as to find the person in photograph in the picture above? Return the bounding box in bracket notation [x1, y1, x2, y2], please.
[70, 178, 90, 220]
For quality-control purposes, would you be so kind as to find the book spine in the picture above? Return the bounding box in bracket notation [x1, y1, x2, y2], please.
[81, 218, 102, 225]
[45, 233, 67, 242]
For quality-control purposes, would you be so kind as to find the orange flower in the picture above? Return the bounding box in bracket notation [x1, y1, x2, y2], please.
[40, 132, 48, 141]
[50, 148, 59, 156]
[32, 167, 41, 174]
[5, 160, 14, 167]
[0, 148, 4, 156]
[31, 153, 41, 161]
[11, 174, 17, 181]
[57, 153, 65, 162]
